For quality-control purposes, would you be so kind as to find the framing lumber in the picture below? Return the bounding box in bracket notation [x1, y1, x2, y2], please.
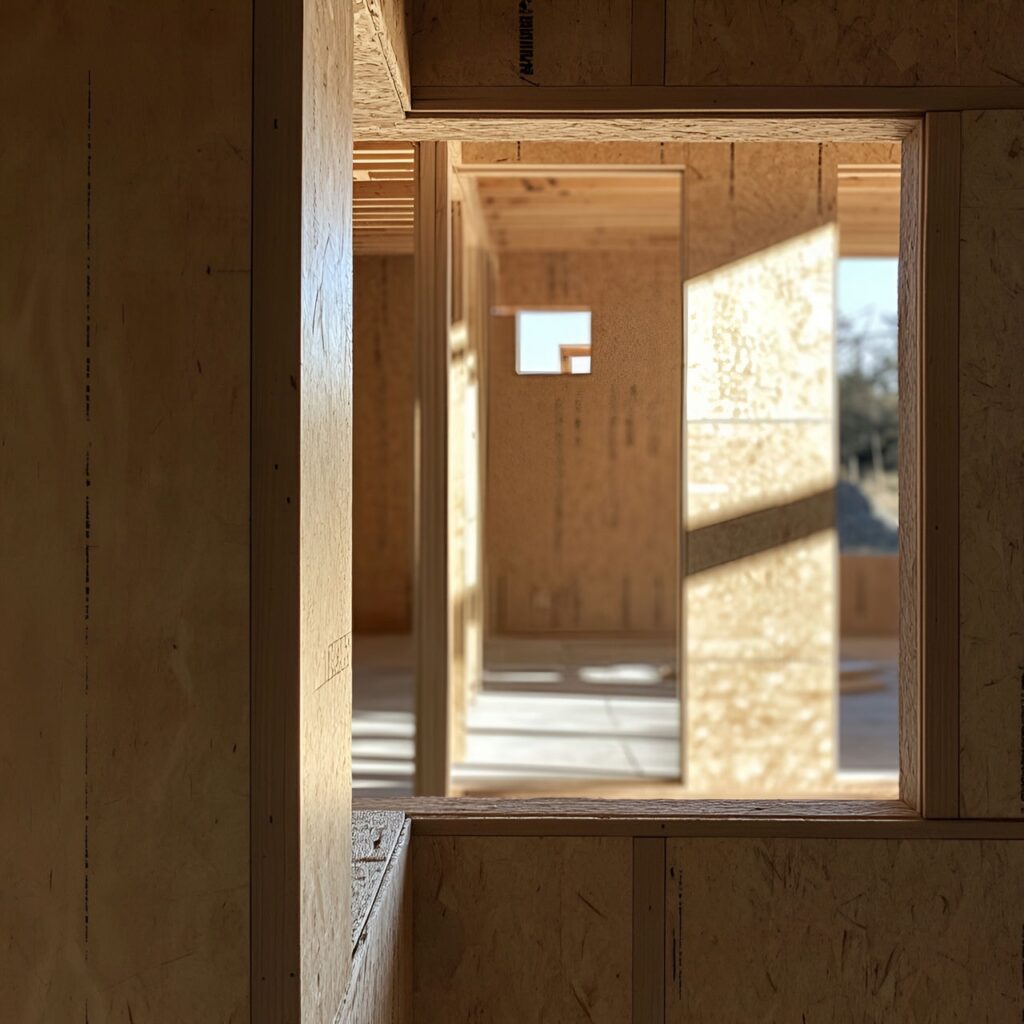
[410, 86, 1024, 114]
[414, 141, 452, 795]
[360, 797, 1024, 838]
[252, 0, 354, 1019]
[919, 113, 961, 819]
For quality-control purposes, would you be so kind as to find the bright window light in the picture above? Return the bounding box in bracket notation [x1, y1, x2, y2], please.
[515, 310, 592, 375]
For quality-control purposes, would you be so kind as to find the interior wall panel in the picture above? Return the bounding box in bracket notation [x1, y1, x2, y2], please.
[958, 109, 1024, 819]
[1, 1, 251, 1020]
[666, 837, 1024, 1020]
[408, 1, 1024, 91]
[412, 836, 632, 1023]
[486, 248, 682, 635]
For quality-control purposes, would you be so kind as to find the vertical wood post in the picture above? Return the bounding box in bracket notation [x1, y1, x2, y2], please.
[414, 141, 452, 796]
[919, 111, 961, 818]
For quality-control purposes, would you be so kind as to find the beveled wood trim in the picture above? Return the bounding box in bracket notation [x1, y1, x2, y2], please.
[414, 141, 452, 795]
[411, 85, 1024, 115]
[919, 112, 961, 818]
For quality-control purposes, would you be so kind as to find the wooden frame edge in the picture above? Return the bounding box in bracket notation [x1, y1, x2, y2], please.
[410, 85, 1024, 115]
[413, 141, 452, 796]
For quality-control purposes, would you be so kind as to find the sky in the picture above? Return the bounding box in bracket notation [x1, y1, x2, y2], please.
[837, 257, 899, 328]
[516, 310, 591, 374]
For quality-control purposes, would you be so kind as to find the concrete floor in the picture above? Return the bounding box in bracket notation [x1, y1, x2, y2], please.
[352, 634, 899, 798]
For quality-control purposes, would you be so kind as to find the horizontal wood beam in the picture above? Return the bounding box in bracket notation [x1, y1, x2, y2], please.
[412, 85, 1024, 115]
[357, 797, 1024, 837]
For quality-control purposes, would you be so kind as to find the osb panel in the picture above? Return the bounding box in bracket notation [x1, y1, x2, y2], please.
[341, 820, 412, 1024]
[666, 1, 961, 87]
[687, 535, 836, 663]
[959, 110, 1024, 818]
[354, 0, 407, 136]
[666, 838, 1024, 1020]
[411, 0, 633, 88]
[367, 0, 410, 106]
[686, 227, 836, 419]
[0, 1, 251, 1020]
[405, 0, 1024, 90]
[412, 836, 632, 1023]
[685, 661, 834, 794]
[684, 143, 838, 280]
[300, 0, 354, 1017]
[949, 1, 1024, 88]
[486, 249, 682, 635]
[686, 422, 834, 528]
[684, 219, 837, 795]
[353, 255, 415, 632]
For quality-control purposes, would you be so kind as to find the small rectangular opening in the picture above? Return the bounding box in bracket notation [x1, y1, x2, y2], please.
[514, 309, 592, 375]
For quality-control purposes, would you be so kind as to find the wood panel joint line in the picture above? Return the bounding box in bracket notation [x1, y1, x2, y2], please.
[632, 838, 666, 1022]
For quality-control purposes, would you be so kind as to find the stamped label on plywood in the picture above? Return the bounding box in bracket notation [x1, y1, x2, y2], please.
[518, 0, 535, 82]
[324, 632, 352, 688]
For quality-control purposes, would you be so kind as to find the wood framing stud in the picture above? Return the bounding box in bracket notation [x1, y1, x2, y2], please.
[414, 141, 452, 796]
[920, 112, 961, 819]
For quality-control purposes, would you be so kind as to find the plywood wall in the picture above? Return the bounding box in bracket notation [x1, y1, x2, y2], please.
[684, 221, 838, 795]
[354, 255, 415, 632]
[0, 1, 251, 1019]
[487, 247, 683, 635]
[412, 836, 633, 1021]
[410, 0, 1024, 89]
[959, 109, 1024, 819]
[665, 836, 1024, 1019]
[411, 831, 1024, 1022]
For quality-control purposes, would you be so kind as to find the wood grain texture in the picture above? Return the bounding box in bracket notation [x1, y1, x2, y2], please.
[412, 836, 632, 1022]
[405, 1, 1024, 89]
[354, 0, 407, 136]
[353, 255, 415, 631]
[253, 0, 354, 1018]
[898, 126, 922, 812]
[414, 142, 452, 795]
[920, 113, 960, 819]
[411, 0, 633, 88]
[487, 247, 682, 634]
[959, 110, 1024, 819]
[666, 2, 961, 87]
[666, 837, 1024, 1021]
[340, 816, 412, 1024]
[300, 1, 355, 1017]
[0, 1, 251, 1020]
